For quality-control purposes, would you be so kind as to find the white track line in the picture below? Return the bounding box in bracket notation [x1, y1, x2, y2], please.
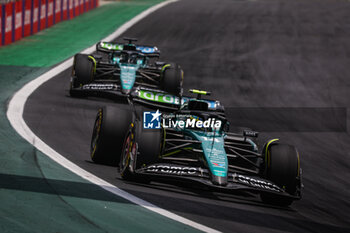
[6, 1, 221, 233]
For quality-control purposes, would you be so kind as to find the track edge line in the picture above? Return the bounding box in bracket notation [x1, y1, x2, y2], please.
[6, 0, 221, 232]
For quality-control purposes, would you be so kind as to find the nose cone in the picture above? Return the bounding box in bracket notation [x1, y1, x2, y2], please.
[121, 88, 131, 95]
[212, 175, 228, 186]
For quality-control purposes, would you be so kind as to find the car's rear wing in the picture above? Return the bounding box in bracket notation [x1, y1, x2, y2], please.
[96, 42, 160, 57]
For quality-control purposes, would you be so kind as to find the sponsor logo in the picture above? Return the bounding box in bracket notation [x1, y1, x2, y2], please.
[136, 46, 157, 54]
[139, 90, 181, 105]
[143, 110, 161, 129]
[25, 10, 31, 25]
[212, 162, 225, 167]
[40, 5, 46, 19]
[48, 3, 53, 16]
[146, 165, 198, 175]
[55, 0, 61, 13]
[5, 16, 12, 33]
[100, 42, 123, 51]
[82, 84, 115, 90]
[15, 13, 22, 29]
[137, 90, 217, 109]
[235, 174, 281, 192]
[33, 8, 39, 22]
[63, 0, 67, 11]
[202, 136, 221, 142]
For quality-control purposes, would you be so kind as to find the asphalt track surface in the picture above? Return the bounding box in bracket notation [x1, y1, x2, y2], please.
[23, 0, 350, 232]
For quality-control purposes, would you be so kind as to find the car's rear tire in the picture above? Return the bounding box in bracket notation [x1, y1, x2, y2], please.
[260, 143, 300, 206]
[90, 106, 132, 166]
[71, 54, 95, 88]
[161, 63, 183, 96]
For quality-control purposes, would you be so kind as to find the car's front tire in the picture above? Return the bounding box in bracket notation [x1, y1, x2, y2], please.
[260, 143, 301, 206]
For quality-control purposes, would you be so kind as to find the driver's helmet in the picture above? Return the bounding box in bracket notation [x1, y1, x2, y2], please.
[119, 53, 129, 63]
[129, 53, 139, 64]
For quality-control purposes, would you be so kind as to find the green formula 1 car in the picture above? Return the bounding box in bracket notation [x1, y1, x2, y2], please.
[70, 37, 183, 98]
[90, 90, 302, 206]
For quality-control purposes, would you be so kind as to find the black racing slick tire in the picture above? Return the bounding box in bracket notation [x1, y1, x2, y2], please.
[135, 123, 162, 169]
[90, 106, 133, 166]
[261, 143, 300, 206]
[161, 63, 183, 96]
[71, 54, 95, 88]
[119, 129, 137, 181]
[120, 120, 162, 180]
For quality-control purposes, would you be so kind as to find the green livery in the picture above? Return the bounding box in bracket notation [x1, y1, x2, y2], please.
[100, 42, 124, 51]
[70, 38, 183, 97]
[137, 89, 219, 109]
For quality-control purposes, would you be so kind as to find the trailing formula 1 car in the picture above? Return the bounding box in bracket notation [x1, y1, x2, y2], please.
[70, 37, 183, 97]
[90, 90, 302, 206]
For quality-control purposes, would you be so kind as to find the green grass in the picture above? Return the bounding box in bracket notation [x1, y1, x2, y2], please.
[0, 0, 163, 67]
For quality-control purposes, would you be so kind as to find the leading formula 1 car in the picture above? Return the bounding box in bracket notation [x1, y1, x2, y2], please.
[90, 90, 302, 206]
[70, 37, 183, 98]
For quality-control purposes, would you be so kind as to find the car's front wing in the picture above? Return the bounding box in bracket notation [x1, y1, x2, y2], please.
[135, 163, 301, 199]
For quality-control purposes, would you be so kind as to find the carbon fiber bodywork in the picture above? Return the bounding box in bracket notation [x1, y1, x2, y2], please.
[119, 102, 302, 202]
[70, 40, 182, 97]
